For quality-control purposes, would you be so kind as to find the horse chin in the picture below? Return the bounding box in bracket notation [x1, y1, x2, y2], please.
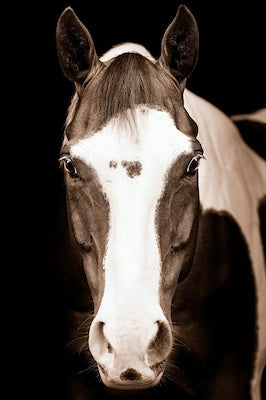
[98, 366, 163, 390]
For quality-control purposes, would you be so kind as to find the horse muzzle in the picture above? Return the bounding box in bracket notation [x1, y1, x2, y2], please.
[89, 318, 172, 389]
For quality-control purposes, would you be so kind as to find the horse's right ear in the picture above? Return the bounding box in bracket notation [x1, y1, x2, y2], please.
[56, 7, 101, 83]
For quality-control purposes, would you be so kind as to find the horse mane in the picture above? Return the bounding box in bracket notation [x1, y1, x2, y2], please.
[65, 52, 183, 139]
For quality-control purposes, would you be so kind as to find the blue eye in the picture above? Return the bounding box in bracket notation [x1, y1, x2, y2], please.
[59, 156, 79, 179]
[186, 155, 203, 176]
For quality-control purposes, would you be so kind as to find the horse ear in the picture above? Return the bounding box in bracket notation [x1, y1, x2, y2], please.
[56, 7, 101, 83]
[158, 5, 199, 82]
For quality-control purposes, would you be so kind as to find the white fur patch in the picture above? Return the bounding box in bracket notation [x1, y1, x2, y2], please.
[71, 107, 192, 328]
[100, 42, 155, 62]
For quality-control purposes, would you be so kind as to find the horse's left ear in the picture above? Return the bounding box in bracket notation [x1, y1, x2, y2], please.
[56, 7, 101, 84]
[158, 5, 199, 83]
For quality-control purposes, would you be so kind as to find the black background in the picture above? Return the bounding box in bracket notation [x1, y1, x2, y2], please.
[18, 1, 265, 399]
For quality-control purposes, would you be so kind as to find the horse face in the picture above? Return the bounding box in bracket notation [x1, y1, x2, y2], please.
[62, 107, 201, 388]
[57, 5, 200, 390]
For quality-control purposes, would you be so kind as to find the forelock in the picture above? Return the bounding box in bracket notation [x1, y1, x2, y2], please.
[65, 52, 185, 141]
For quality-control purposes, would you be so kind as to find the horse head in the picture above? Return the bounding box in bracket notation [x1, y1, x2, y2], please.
[56, 5, 202, 390]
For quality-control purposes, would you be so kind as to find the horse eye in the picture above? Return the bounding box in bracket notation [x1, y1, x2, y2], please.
[59, 156, 79, 179]
[186, 155, 203, 176]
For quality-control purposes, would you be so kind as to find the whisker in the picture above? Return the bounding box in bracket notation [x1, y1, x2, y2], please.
[77, 352, 97, 375]
[157, 372, 167, 387]
[78, 342, 89, 356]
[65, 335, 88, 349]
[77, 313, 95, 332]
[166, 358, 181, 372]
[78, 367, 90, 374]
[173, 337, 191, 352]
[171, 329, 191, 352]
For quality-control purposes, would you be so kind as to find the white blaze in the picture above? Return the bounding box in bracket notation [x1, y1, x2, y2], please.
[71, 107, 192, 328]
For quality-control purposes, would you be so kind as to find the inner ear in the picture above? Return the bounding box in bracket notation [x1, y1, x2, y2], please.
[56, 7, 101, 83]
[158, 5, 199, 82]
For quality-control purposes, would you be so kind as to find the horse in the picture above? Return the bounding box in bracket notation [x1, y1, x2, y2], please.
[56, 5, 266, 399]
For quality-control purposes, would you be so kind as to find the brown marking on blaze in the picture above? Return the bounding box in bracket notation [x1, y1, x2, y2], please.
[109, 160, 118, 168]
[121, 160, 142, 178]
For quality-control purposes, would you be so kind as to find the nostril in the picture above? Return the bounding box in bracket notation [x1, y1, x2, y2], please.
[120, 368, 142, 381]
[107, 342, 113, 353]
[89, 320, 113, 358]
[147, 320, 172, 365]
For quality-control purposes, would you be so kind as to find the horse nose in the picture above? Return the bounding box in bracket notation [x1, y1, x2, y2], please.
[89, 318, 172, 369]
[120, 368, 142, 381]
[88, 317, 172, 388]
